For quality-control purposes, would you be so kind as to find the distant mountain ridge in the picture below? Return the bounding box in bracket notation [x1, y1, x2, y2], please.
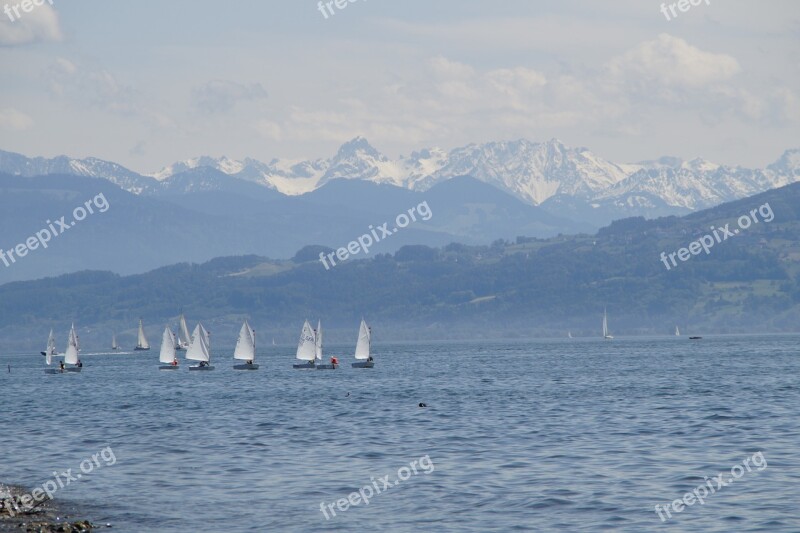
[2, 139, 798, 227]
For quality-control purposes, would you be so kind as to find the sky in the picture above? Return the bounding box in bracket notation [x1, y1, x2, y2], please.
[0, 0, 798, 173]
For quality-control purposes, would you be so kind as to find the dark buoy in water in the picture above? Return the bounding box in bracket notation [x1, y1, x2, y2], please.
[345, 392, 350, 397]
[418, 403, 427, 408]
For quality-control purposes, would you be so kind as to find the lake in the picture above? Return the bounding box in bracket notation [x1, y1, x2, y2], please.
[1, 335, 798, 531]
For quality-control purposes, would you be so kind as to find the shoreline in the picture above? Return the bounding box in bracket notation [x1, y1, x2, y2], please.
[0, 482, 94, 532]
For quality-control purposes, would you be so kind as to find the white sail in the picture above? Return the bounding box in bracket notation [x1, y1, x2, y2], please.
[178, 314, 191, 347]
[45, 351, 52, 366]
[112, 332, 118, 350]
[568, 331, 572, 338]
[354, 319, 371, 360]
[185, 323, 210, 362]
[602, 309, 611, 338]
[315, 320, 323, 360]
[295, 320, 316, 361]
[234, 320, 256, 361]
[137, 319, 150, 349]
[64, 324, 79, 365]
[45, 329, 57, 355]
[675, 326, 680, 336]
[160, 328, 177, 364]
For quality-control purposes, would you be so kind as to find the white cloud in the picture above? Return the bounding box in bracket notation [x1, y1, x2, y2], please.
[0, 108, 33, 130]
[0, 3, 62, 46]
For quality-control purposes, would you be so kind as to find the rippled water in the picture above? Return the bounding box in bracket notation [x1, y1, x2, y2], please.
[1, 336, 799, 532]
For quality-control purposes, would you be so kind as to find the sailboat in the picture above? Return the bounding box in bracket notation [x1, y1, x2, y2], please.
[40, 329, 58, 356]
[43, 347, 61, 374]
[186, 323, 214, 370]
[134, 319, 151, 351]
[175, 313, 191, 351]
[602, 308, 613, 340]
[158, 327, 180, 370]
[351, 319, 374, 368]
[675, 326, 681, 336]
[111, 332, 119, 351]
[568, 331, 573, 339]
[233, 320, 258, 370]
[293, 320, 317, 369]
[63, 323, 82, 372]
[315, 320, 338, 370]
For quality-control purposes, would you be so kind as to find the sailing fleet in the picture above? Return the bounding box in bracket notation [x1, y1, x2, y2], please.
[41, 316, 375, 373]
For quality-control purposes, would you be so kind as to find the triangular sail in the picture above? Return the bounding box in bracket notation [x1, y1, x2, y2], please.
[185, 324, 210, 362]
[160, 327, 177, 363]
[137, 319, 150, 349]
[354, 319, 371, 360]
[315, 320, 323, 360]
[675, 326, 680, 336]
[295, 320, 316, 361]
[178, 314, 191, 347]
[64, 324, 79, 365]
[46, 329, 56, 355]
[234, 320, 256, 361]
[602, 309, 609, 337]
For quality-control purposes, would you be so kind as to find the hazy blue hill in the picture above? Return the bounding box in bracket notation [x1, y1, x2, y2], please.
[1, 182, 797, 350]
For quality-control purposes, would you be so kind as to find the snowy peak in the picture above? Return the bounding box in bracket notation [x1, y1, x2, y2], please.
[150, 156, 245, 181]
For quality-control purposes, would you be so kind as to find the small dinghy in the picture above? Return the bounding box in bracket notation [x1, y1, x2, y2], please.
[351, 319, 374, 368]
[158, 327, 180, 370]
[293, 320, 317, 369]
[233, 320, 258, 370]
[111, 332, 119, 351]
[41, 329, 58, 357]
[134, 319, 151, 351]
[63, 324, 83, 373]
[187, 323, 214, 370]
[43, 347, 62, 374]
[175, 313, 191, 351]
[602, 308, 613, 340]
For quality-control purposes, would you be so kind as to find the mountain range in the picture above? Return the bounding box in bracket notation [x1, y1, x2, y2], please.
[2, 138, 798, 227]
[1, 180, 797, 349]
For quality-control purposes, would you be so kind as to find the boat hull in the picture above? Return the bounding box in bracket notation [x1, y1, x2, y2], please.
[65, 367, 82, 373]
[44, 368, 63, 374]
[352, 361, 374, 368]
[293, 361, 316, 369]
[233, 363, 259, 370]
[134, 347, 150, 351]
[189, 365, 215, 371]
[158, 365, 180, 370]
[316, 364, 338, 370]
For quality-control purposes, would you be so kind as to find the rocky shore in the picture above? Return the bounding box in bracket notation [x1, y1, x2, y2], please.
[0, 483, 94, 533]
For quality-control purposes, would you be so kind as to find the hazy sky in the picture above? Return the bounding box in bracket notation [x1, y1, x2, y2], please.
[0, 0, 798, 172]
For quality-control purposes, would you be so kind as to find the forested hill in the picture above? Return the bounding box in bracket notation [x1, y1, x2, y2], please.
[1, 183, 798, 350]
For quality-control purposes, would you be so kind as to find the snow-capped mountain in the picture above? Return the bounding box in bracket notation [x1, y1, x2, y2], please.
[2, 140, 799, 226]
[0, 149, 155, 193]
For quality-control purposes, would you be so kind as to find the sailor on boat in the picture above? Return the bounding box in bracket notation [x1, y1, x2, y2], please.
[199, 360, 209, 368]
[330, 356, 339, 366]
[76, 360, 83, 368]
[59, 361, 65, 371]
[171, 358, 178, 366]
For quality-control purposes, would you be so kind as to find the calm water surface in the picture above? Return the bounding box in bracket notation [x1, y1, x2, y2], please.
[1, 336, 799, 532]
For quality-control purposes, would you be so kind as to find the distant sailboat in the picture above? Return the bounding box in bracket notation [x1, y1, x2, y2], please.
[233, 320, 258, 370]
[603, 308, 614, 340]
[40, 329, 58, 356]
[568, 331, 573, 339]
[316, 320, 338, 370]
[186, 323, 214, 370]
[293, 320, 317, 369]
[134, 319, 151, 351]
[43, 347, 61, 374]
[158, 327, 180, 370]
[63, 324, 82, 372]
[675, 326, 680, 336]
[112, 332, 119, 351]
[272, 338, 276, 346]
[351, 319, 374, 368]
[176, 313, 191, 351]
